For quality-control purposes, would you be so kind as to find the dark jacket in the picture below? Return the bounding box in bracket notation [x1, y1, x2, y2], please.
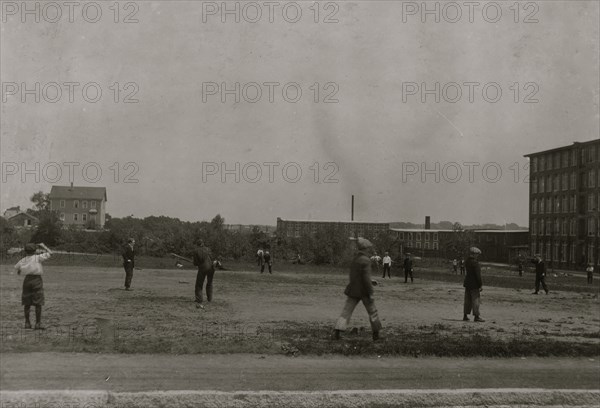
[344, 251, 374, 299]
[193, 246, 213, 272]
[263, 252, 272, 264]
[533, 259, 546, 278]
[463, 256, 482, 289]
[122, 245, 134, 268]
[403, 257, 413, 270]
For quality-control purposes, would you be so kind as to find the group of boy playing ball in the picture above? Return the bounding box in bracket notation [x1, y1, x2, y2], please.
[12, 236, 588, 340]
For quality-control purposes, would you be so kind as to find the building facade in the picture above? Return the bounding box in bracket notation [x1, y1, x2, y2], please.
[389, 228, 529, 263]
[277, 217, 389, 239]
[525, 139, 600, 269]
[49, 184, 107, 229]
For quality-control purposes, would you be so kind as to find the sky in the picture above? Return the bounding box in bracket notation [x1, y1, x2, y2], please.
[1, 1, 599, 226]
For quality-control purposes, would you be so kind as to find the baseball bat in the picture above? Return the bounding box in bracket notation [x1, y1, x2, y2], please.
[170, 253, 193, 263]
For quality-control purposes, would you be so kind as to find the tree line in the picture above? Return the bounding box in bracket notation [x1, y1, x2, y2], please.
[1, 192, 479, 266]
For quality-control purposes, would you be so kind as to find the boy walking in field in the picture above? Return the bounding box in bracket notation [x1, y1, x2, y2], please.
[334, 238, 382, 341]
[463, 247, 484, 322]
[586, 263, 594, 284]
[531, 254, 549, 294]
[14, 243, 53, 330]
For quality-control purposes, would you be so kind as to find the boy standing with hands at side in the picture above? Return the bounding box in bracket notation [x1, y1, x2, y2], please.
[14, 243, 53, 330]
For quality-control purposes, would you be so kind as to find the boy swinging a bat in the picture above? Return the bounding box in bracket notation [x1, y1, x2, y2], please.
[14, 243, 53, 330]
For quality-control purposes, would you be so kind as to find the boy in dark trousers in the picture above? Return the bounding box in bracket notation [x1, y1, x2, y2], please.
[14, 243, 52, 330]
[122, 238, 135, 291]
[194, 240, 214, 309]
[531, 254, 549, 294]
[403, 253, 414, 283]
[463, 247, 484, 322]
[261, 250, 272, 274]
[334, 238, 382, 341]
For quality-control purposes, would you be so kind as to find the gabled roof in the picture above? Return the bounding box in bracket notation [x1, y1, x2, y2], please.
[8, 212, 39, 221]
[50, 186, 107, 201]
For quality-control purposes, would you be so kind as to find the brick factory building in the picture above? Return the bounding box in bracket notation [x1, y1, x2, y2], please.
[525, 139, 599, 269]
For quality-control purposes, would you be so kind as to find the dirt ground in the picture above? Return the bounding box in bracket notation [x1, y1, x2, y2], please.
[1, 262, 598, 356]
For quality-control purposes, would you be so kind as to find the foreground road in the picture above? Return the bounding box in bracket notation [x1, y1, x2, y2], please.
[1, 353, 599, 391]
[2, 353, 599, 407]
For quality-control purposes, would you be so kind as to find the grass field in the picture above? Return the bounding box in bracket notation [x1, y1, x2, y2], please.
[1, 258, 599, 357]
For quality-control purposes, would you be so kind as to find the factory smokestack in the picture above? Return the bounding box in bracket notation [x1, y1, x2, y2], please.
[351, 195, 354, 221]
[425, 216, 431, 230]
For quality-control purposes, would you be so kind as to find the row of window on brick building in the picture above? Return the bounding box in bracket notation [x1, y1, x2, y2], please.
[531, 193, 599, 215]
[530, 145, 598, 172]
[530, 241, 596, 264]
[530, 218, 598, 237]
[531, 169, 598, 194]
[397, 232, 439, 242]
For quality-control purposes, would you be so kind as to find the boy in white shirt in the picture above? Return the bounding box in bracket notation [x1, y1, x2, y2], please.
[382, 252, 392, 279]
[586, 263, 594, 284]
[14, 243, 52, 330]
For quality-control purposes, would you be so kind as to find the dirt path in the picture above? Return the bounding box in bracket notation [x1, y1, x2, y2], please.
[1, 353, 599, 391]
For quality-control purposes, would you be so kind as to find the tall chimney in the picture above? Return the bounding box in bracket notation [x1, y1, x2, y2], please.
[425, 216, 431, 230]
[69, 182, 73, 190]
[351, 195, 354, 221]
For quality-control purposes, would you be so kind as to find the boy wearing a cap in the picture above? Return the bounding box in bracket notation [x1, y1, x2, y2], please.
[14, 243, 53, 330]
[334, 238, 382, 341]
[463, 247, 484, 322]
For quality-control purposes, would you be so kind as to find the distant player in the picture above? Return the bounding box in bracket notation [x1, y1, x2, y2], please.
[586, 263, 594, 284]
[122, 238, 135, 291]
[333, 238, 382, 341]
[531, 254, 549, 295]
[194, 240, 214, 309]
[257, 248, 264, 269]
[292, 253, 304, 265]
[261, 250, 272, 274]
[382, 252, 392, 279]
[459, 258, 466, 275]
[403, 253, 414, 283]
[452, 259, 458, 274]
[213, 258, 226, 271]
[14, 243, 52, 330]
[517, 258, 524, 277]
[370, 252, 382, 276]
